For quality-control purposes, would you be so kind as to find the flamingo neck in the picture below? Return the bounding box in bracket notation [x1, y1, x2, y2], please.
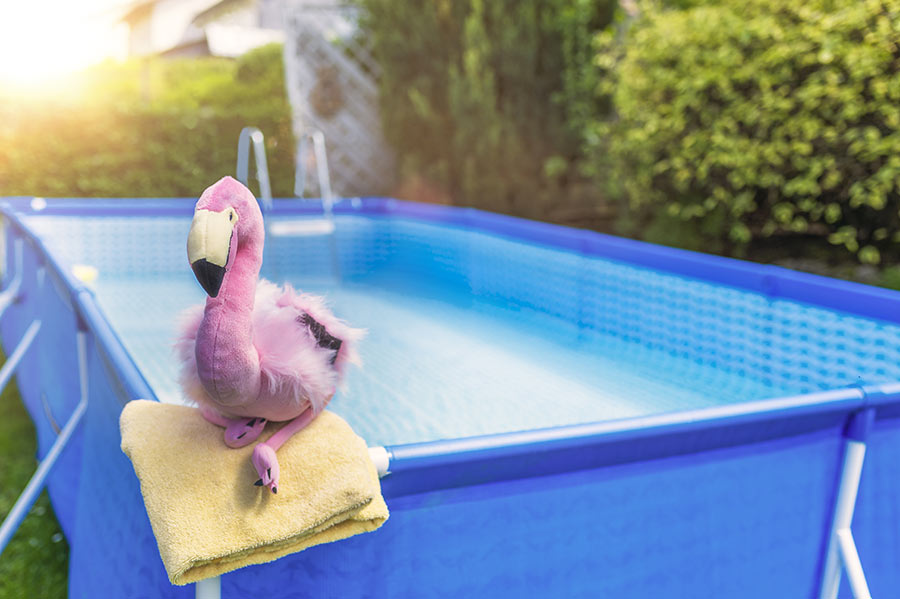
[196, 238, 263, 408]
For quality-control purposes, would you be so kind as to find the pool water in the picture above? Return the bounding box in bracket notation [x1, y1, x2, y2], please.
[90, 275, 781, 447]
[25, 211, 900, 446]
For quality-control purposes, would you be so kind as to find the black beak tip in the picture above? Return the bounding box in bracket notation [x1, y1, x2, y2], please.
[191, 259, 225, 298]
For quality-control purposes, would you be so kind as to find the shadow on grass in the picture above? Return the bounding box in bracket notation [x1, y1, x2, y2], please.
[0, 357, 68, 599]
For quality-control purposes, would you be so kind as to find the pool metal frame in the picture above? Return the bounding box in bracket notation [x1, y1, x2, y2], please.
[1, 196, 898, 598]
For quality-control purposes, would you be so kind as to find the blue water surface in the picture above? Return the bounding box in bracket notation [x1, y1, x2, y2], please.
[25, 212, 900, 447]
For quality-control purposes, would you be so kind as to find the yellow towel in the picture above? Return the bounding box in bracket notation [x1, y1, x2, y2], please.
[120, 399, 389, 585]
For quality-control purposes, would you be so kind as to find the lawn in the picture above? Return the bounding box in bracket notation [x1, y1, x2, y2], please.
[0, 369, 68, 598]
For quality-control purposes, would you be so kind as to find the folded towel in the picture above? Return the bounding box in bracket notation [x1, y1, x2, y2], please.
[120, 400, 388, 585]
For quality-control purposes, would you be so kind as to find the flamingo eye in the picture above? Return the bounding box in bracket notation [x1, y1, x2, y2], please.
[228, 211, 234, 221]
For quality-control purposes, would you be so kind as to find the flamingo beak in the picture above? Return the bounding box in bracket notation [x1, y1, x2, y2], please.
[187, 207, 238, 297]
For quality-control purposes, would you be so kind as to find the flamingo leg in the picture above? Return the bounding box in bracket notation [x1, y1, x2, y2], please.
[199, 406, 267, 448]
[251, 406, 318, 494]
[267, 407, 317, 451]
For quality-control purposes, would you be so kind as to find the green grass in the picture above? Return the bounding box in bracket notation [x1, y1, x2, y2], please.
[0, 370, 68, 598]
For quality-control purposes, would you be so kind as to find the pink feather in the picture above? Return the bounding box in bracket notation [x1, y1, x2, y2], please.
[175, 280, 364, 419]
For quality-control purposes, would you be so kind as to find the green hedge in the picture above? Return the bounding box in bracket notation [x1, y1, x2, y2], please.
[358, 0, 616, 221]
[0, 44, 294, 199]
[592, 0, 900, 262]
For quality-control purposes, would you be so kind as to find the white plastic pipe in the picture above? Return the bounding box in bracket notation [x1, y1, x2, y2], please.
[837, 528, 872, 599]
[195, 575, 220, 599]
[820, 440, 867, 599]
[0, 319, 41, 393]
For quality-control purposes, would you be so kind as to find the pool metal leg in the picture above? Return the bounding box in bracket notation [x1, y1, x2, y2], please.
[819, 409, 874, 599]
[0, 329, 88, 557]
[0, 238, 23, 319]
[837, 528, 871, 599]
[195, 575, 220, 599]
[0, 319, 40, 392]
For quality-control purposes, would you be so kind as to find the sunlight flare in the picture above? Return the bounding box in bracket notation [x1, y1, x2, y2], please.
[0, 1, 127, 89]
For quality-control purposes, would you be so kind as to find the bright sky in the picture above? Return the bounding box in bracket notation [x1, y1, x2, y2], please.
[0, 0, 130, 88]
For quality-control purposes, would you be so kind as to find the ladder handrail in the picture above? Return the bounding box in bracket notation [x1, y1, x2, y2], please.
[295, 130, 334, 217]
[236, 127, 273, 214]
[294, 130, 341, 281]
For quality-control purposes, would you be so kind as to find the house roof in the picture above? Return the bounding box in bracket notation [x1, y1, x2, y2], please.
[204, 23, 284, 57]
[118, 0, 158, 24]
[118, 0, 282, 57]
[191, 0, 255, 28]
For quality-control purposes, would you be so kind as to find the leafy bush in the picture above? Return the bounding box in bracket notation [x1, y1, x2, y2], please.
[0, 44, 294, 199]
[593, 0, 900, 262]
[358, 0, 616, 221]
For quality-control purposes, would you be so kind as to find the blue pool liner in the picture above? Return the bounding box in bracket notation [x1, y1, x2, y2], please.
[2, 196, 900, 598]
[10, 195, 900, 326]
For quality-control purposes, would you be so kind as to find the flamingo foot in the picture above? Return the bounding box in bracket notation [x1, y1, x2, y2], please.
[247, 406, 321, 494]
[252, 443, 280, 494]
[201, 407, 267, 448]
[223, 416, 267, 448]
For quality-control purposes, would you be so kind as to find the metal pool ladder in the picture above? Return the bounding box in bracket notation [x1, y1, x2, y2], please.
[236, 127, 273, 214]
[235, 127, 341, 281]
[294, 130, 341, 280]
[295, 130, 335, 227]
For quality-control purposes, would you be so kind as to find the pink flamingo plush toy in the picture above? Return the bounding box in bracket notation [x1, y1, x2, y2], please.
[176, 176, 363, 494]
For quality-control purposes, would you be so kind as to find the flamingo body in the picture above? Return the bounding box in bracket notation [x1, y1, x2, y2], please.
[176, 279, 362, 422]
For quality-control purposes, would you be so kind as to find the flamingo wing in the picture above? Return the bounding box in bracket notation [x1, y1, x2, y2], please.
[176, 280, 364, 418]
[252, 280, 364, 415]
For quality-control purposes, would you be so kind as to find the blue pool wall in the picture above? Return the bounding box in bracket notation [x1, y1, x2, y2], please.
[2, 197, 900, 598]
[19, 197, 900, 399]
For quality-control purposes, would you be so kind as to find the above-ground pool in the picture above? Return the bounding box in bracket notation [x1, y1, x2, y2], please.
[2, 196, 900, 598]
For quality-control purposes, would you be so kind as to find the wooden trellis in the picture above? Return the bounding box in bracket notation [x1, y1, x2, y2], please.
[283, 1, 394, 197]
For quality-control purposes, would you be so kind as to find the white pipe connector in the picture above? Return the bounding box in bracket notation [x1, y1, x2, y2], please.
[368, 446, 390, 478]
